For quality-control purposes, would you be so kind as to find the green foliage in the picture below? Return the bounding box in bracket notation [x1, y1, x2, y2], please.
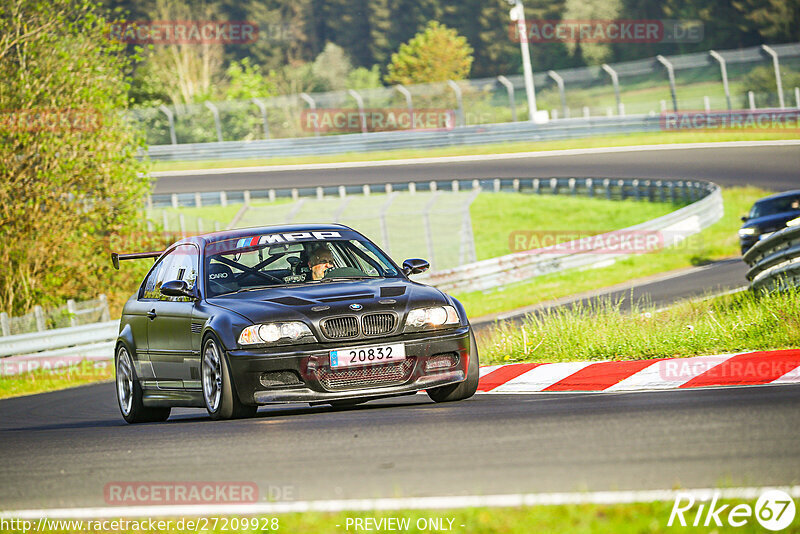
[739, 65, 800, 108]
[347, 65, 384, 90]
[385, 21, 474, 85]
[311, 43, 353, 92]
[0, 0, 154, 315]
[224, 58, 276, 100]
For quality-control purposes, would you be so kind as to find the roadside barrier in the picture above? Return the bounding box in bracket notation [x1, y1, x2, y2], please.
[742, 224, 800, 291]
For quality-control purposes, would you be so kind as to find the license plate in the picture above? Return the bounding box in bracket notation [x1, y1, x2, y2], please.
[329, 343, 406, 369]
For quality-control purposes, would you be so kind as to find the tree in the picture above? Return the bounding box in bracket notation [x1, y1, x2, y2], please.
[385, 21, 473, 85]
[0, 0, 151, 315]
[311, 42, 353, 91]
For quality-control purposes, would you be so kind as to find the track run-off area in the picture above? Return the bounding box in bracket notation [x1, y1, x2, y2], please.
[1, 141, 799, 514]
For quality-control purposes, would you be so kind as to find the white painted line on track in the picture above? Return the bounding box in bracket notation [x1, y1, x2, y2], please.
[150, 140, 800, 177]
[3, 486, 799, 519]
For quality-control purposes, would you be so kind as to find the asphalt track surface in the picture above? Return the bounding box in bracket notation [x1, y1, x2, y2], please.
[1, 144, 798, 512]
[151, 144, 800, 194]
[1, 384, 799, 509]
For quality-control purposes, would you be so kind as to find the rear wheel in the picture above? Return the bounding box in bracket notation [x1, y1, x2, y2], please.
[202, 335, 257, 420]
[116, 345, 171, 424]
[427, 330, 480, 403]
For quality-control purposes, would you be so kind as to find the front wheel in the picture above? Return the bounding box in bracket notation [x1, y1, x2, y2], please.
[116, 345, 171, 424]
[427, 330, 480, 403]
[202, 335, 257, 420]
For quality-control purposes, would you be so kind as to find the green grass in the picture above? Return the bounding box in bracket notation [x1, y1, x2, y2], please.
[7, 502, 789, 533]
[457, 186, 768, 319]
[0, 360, 113, 400]
[479, 287, 800, 366]
[147, 199, 292, 233]
[149, 130, 799, 172]
[470, 193, 680, 260]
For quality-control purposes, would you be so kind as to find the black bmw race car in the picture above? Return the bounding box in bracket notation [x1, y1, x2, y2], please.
[111, 224, 479, 423]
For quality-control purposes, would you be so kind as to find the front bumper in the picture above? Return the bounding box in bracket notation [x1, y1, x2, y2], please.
[227, 326, 471, 405]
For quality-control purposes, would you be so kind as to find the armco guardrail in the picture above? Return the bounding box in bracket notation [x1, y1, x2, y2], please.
[743, 224, 800, 291]
[417, 179, 722, 292]
[145, 114, 662, 161]
[0, 321, 118, 359]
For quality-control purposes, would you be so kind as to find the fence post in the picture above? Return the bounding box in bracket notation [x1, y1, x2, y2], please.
[158, 105, 177, 145]
[709, 50, 732, 111]
[447, 80, 465, 127]
[251, 98, 270, 139]
[547, 70, 568, 118]
[363, 184, 371, 196]
[171, 193, 179, 209]
[459, 190, 479, 265]
[514, 179, 521, 193]
[703, 96, 711, 112]
[316, 187, 324, 200]
[748, 91, 756, 110]
[339, 185, 346, 198]
[194, 192, 202, 208]
[452, 180, 459, 193]
[99, 294, 111, 322]
[429, 181, 437, 193]
[423, 192, 440, 269]
[497, 75, 517, 122]
[656, 55, 678, 112]
[34, 305, 45, 332]
[348, 89, 368, 134]
[269, 189, 276, 202]
[618, 179, 626, 200]
[568, 178, 576, 196]
[0, 312, 8, 336]
[493, 179, 501, 193]
[300, 93, 319, 137]
[583, 106, 590, 118]
[220, 191, 228, 207]
[243, 190, 251, 206]
[379, 193, 396, 254]
[67, 299, 77, 327]
[586, 178, 594, 198]
[633, 179, 641, 201]
[472, 179, 480, 191]
[604, 178, 611, 200]
[395, 85, 413, 118]
[409, 182, 416, 195]
[385, 183, 393, 194]
[204, 101, 224, 143]
[761, 45, 785, 109]
[601, 64, 623, 115]
[550, 178, 558, 195]
[796, 87, 800, 109]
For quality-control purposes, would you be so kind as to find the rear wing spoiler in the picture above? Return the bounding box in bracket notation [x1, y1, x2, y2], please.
[111, 251, 165, 270]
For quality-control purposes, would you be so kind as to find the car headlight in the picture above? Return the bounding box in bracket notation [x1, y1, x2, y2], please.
[403, 305, 460, 332]
[238, 321, 316, 346]
[738, 227, 756, 237]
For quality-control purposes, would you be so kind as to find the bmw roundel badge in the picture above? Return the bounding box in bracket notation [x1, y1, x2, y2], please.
[349, 303, 363, 310]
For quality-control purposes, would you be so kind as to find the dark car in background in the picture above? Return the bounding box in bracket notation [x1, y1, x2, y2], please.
[738, 190, 800, 254]
[111, 224, 479, 423]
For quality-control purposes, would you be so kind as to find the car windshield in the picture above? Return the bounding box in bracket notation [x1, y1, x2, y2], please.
[204, 232, 400, 296]
[749, 195, 800, 219]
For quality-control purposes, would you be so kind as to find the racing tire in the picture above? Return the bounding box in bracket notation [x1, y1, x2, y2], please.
[427, 329, 480, 403]
[116, 345, 171, 424]
[202, 335, 258, 420]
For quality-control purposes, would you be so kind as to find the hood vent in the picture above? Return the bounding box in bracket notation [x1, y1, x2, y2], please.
[267, 296, 314, 306]
[380, 286, 406, 298]
[319, 293, 373, 303]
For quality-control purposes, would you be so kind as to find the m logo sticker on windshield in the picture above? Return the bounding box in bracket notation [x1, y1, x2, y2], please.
[235, 231, 341, 249]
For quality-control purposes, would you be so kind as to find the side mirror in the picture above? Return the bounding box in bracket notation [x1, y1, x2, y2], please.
[741, 215, 748, 222]
[402, 258, 430, 276]
[161, 280, 196, 299]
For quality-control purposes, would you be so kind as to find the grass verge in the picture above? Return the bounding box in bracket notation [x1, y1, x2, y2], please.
[458, 186, 768, 319]
[480, 286, 800, 366]
[149, 130, 799, 172]
[4, 502, 786, 533]
[0, 360, 113, 400]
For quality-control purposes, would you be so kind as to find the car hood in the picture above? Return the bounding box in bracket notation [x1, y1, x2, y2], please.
[206, 278, 450, 325]
[742, 211, 800, 233]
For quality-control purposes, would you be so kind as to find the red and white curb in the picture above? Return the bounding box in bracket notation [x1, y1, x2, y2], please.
[477, 350, 800, 393]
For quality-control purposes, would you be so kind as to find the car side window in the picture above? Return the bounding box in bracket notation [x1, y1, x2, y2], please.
[141, 244, 199, 301]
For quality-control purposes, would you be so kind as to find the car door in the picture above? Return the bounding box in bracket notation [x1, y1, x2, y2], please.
[144, 244, 200, 390]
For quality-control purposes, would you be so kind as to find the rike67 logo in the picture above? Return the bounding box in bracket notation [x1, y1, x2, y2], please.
[668, 489, 796, 530]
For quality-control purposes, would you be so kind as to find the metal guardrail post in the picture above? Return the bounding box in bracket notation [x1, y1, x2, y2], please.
[422, 192, 440, 269]
[601, 64, 623, 116]
[158, 105, 177, 145]
[204, 101, 224, 143]
[0, 312, 9, 336]
[709, 50, 732, 111]
[67, 299, 77, 328]
[379, 193, 397, 254]
[447, 80, 465, 127]
[547, 70, 568, 118]
[348, 89, 368, 133]
[748, 91, 756, 110]
[656, 55, 678, 112]
[300, 93, 320, 137]
[497, 76, 517, 122]
[586, 178, 594, 198]
[251, 98, 270, 139]
[796, 87, 800, 108]
[34, 306, 45, 332]
[761, 45, 785, 109]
